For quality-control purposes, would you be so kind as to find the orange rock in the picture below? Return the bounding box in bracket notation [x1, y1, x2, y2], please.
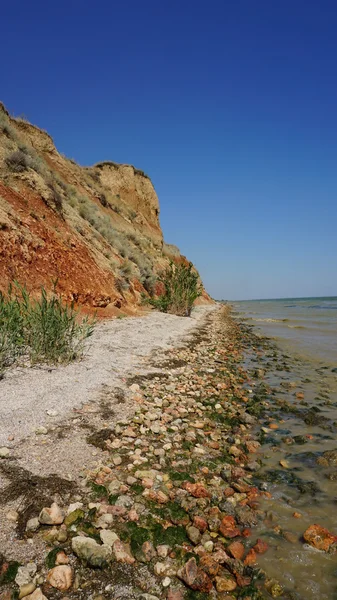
[185, 482, 210, 498]
[303, 524, 337, 552]
[193, 516, 208, 532]
[253, 538, 268, 554]
[227, 541, 245, 560]
[293, 512, 302, 519]
[219, 516, 241, 538]
[244, 548, 257, 566]
[269, 423, 278, 430]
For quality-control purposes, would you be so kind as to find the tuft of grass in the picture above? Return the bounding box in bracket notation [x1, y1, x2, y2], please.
[0, 282, 95, 374]
[149, 262, 202, 316]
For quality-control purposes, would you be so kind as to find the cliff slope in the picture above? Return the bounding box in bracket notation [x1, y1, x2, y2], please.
[0, 103, 208, 315]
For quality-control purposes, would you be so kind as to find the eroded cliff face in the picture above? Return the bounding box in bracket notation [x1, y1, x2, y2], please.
[0, 103, 208, 314]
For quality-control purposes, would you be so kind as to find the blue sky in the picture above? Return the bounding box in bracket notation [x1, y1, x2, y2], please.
[2, 0, 337, 299]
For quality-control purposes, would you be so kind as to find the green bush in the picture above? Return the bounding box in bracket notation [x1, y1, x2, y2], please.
[149, 262, 202, 316]
[0, 283, 95, 373]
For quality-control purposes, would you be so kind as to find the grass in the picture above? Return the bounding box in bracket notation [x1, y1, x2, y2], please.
[0, 282, 95, 374]
[149, 261, 202, 316]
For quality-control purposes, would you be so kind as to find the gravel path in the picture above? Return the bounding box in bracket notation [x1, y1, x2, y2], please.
[0, 306, 215, 447]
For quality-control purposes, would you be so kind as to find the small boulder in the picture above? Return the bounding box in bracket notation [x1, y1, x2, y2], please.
[71, 536, 112, 567]
[47, 566, 73, 591]
[177, 557, 212, 593]
[39, 503, 65, 525]
[303, 524, 337, 552]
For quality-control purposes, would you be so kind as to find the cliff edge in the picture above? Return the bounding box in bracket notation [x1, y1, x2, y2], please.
[0, 103, 209, 314]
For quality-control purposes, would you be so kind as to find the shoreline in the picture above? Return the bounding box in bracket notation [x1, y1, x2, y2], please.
[0, 306, 336, 599]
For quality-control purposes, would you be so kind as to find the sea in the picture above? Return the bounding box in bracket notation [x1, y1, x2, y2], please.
[232, 296, 337, 367]
[231, 296, 337, 599]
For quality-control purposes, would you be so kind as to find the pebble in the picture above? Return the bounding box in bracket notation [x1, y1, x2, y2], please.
[0, 447, 10, 458]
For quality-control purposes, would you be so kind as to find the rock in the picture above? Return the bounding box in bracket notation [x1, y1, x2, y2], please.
[39, 503, 65, 525]
[203, 540, 214, 552]
[47, 566, 73, 591]
[219, 516, 241, 538]
[23, 590, 48, 600]
[15, 565, 37, 587]
[6, 509, 19, 522]
[113, 540, 135, 564]
[167, 590, 184, 600]
[254, 538, 269, 554]
[185, 482, 210, 498]
[35, 427, 48, 435]
[71, 536, 112, 567]
[55, 551, 69, 565]
[235, 506, 258, 527]
[199, 554, 220, 577]
[244, 548, 257, 565]
[215, 574, 237, 593]
[112, 455, 122, 466]
[19, 583, 36, 599]
[193, 516, 208, 532]
[177, 557, 212, 592]
[64, 508, 84, 526]
[227, 540, 245, 560]
[162, 577, 171, 587]
[303, 524, 337, 552]
[0, 447, 10, 458]
[100, 530, 119, 547]
[157, 545, 170, 558]
[186, 525, 201, 545]
[141, 541, 157, 562]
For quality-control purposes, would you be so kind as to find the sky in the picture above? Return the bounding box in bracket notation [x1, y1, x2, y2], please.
[1, 0, 337, 300]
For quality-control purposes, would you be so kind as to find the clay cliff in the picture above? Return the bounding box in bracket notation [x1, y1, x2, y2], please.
[0, 102, 208, 315]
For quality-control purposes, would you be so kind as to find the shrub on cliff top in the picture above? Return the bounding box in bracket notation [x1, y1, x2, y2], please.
[149, 262, 202, 317]
[0, 283, 95, 374]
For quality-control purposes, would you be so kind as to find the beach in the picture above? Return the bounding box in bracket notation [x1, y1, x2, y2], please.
[1, 304, 337, 599]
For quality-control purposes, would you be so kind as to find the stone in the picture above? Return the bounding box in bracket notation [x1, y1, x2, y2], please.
[0, 447, 10, 458]
[19, 583, 36, 599]
[185, 482, 210, 498]
[244, 548, 257, 565]
[6, 509, 19, 522]
[177, 557, 212, 592]
[39, 503, 65, 525]
[141, 541, 157, 562]
[186, 525, 201, 545]
[64, 508, 84, 526]
[162, 577, 171, 587]
[100, 530, 119, 547]
[47, 566, 73, 591]
[227, 540, 245, 560]
[254, 538, 269, 554]
[72, 536, 112, 567]
[15, 565, 37, 587]
[167, 590, 184, 600]
[215, 574, 237, 592]
[199, 554, 220, 577]
[156, 544, 170, 558]
[303, 524, 337, 552]
[55, 551, 69, 565]
[193, 516, 208, 532]
[219, 516, 241, 538]
[35, 427, 48, 435]
[23, 590, 48, 600]
[113, 540, 135, 564]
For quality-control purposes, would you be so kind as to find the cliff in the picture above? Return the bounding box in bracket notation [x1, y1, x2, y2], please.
[0, 103, 208, 315]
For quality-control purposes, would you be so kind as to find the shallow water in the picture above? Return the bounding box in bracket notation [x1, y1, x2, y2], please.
[233, 297, 337, 365]
[232, 299, 337, 599]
